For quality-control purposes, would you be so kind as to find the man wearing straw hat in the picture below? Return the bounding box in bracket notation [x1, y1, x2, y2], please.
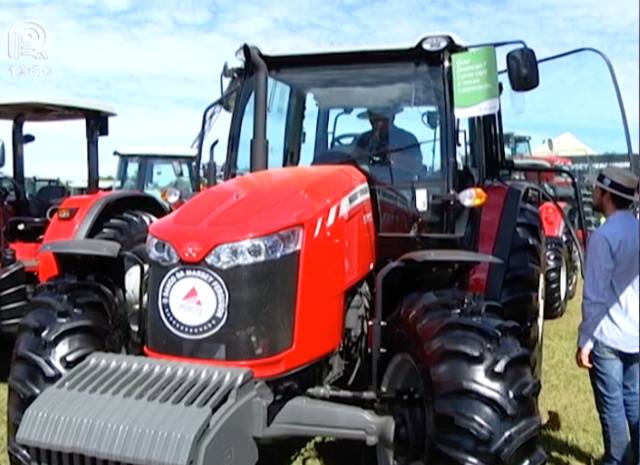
[576, 166, 639, 465]
[354, 106, 423, 182]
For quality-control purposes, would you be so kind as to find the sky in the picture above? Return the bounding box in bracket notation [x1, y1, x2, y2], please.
[0, 0, 638, 182]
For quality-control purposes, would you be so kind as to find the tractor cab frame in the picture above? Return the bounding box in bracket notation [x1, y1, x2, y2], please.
[0, 99, 113, 197]
[0, 100, 114, 263]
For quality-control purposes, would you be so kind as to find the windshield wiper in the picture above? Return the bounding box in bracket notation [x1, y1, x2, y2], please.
[366, 139, 435, 160]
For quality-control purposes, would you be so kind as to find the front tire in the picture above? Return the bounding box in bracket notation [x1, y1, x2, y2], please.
[563, 232, 579, 301]
[388, 291, 546, 465]
[7, 278, 124, 465]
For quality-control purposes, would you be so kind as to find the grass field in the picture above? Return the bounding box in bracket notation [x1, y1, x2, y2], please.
[539, 282, 603, 465]
[0, 285, 603, 465]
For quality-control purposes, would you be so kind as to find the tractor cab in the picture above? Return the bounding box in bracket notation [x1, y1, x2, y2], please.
[0, 99, 114, 269]
[113, 146, 199, 207]
[191, 38, 542, 260]
[504, 132, 532, 158]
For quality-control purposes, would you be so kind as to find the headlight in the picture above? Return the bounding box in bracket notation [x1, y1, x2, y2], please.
[162, 187, 181, 205]
[205, 226, 302, 270]
[146, 235, 179, 266]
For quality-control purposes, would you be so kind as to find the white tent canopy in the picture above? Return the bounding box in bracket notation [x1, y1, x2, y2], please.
[532, 132, 596, 157]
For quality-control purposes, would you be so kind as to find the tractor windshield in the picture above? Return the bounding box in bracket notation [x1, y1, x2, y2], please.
[231, 60, 453, 233]
[115, 156, 196, 200]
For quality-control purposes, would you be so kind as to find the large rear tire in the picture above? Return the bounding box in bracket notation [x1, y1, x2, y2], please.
[6, 280, 126, 465]
[499, 202, 545, 378]
[388, 290, 546, 465]
[92, 210, 154, 254]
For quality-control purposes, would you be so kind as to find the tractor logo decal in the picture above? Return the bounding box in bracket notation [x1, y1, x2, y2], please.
[182, 287, 202, 306]
[158, 267, 229, 339]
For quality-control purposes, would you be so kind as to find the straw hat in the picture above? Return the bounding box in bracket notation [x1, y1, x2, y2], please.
[357, 106, 402, 120]
[593, 166, 639, 201]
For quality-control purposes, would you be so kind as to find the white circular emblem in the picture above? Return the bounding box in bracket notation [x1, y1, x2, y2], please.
[158, 267, 229, 339]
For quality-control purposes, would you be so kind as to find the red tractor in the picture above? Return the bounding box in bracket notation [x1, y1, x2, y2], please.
[505, 133, 580, 319]
[7, 37, 634, 465]
[0, 100, 169, 338]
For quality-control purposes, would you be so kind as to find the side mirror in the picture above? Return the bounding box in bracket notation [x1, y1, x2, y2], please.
[0, 140, 5, 168]
[507, 47, 539, 92]
[22, 134, 36, 144]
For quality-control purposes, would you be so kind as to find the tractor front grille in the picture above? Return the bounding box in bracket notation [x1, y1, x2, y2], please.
[146, 254, 299, 362]
[17, 352, 254, 465]
[27, 448, 132, 465]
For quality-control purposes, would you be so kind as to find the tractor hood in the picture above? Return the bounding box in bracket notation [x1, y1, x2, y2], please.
[149, 165, 369, 263]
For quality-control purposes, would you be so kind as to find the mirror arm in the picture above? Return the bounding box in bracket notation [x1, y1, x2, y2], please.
[539, 48, 633, 163]
[499, 48, 633, 165]
[467, 39, 528, 50]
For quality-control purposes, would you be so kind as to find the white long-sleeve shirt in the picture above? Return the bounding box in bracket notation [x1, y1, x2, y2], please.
[578, 210, 639, 353]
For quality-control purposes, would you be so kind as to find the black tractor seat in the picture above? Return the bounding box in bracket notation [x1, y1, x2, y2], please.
[29, 185, 68, 218]
[6, 216, 49, 243]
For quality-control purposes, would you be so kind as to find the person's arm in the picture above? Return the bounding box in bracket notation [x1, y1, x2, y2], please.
[578, 230, 615, 350]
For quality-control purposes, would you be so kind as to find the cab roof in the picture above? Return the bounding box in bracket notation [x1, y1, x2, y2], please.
[0, 98, 116, 121]
[253, 35, 465, 70]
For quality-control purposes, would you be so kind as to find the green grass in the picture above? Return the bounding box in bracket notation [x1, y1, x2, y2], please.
[0, 285, 602, 465]
[539, 281, 603, 465]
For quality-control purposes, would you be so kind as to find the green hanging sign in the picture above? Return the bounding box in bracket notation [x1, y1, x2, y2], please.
[452, 46, 500, 118]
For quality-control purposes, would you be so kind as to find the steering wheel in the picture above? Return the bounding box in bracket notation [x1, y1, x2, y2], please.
[331, 133, 361, 148]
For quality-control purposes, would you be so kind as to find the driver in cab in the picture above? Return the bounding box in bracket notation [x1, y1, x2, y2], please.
[354, 107, 423, 182]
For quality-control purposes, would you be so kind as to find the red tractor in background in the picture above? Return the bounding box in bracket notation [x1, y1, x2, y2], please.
[505, 132, 580, 319]
[7, 38, 637, 465]
[0, 100, 169, 339]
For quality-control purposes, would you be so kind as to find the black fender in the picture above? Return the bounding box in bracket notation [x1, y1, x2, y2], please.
[398, 249, 502, 265]
[74, 191, 169, 240]
[40, 239, 128, 287]
[40, 239, 122, 258]
[486, 182, 537, 301]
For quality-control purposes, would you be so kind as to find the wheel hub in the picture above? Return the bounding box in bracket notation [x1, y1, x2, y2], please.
[379, 354, 427, 465]
[560, 257, 567, 302]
